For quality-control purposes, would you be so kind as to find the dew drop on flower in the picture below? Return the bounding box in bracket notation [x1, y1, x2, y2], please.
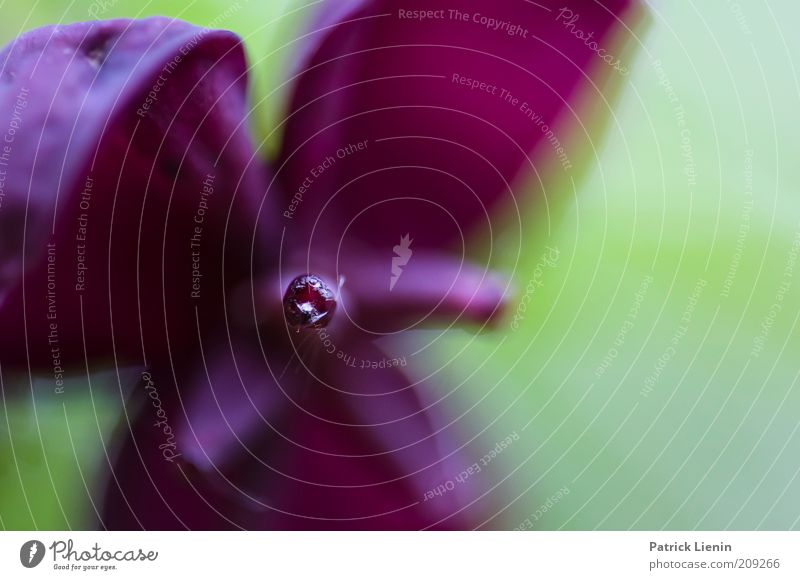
[282, 274, 337, 328]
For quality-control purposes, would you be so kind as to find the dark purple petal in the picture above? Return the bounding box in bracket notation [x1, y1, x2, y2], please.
[278, 0, 640, 250]
[174, 326, 288, 472]
[342, 251, 509, 333]
[101, 339, 486, 529]
[101, 377, 245, 530]
[0, 18, 270, 373]
[311, 339, 491, 526]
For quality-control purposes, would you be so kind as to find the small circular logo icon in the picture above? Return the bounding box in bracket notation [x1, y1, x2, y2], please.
[20, 540, 45, 568]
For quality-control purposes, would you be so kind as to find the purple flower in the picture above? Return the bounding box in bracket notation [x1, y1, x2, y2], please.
[0, 1, 639, 529]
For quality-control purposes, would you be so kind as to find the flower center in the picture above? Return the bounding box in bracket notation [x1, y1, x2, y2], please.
[282, 274, 337, 329]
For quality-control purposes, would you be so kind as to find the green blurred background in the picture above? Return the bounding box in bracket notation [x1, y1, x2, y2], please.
[1, 0, 799, 529]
